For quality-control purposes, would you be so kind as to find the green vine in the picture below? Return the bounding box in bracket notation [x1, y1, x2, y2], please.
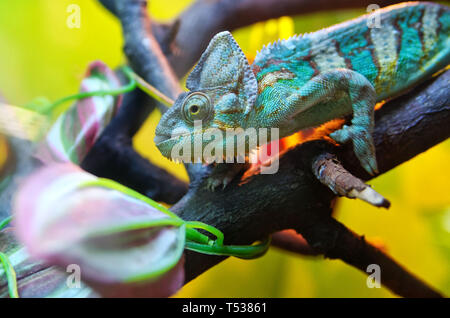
[80, 178, 270, 260]
[0, 216, 11, 231]
[0, 252, 18, 298]
[23, 66, 172, 118]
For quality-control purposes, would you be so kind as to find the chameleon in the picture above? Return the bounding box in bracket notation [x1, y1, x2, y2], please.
[154, 2, 450, 187]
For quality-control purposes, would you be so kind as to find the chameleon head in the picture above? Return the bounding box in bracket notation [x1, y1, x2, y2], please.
[155, 31, 258, 163]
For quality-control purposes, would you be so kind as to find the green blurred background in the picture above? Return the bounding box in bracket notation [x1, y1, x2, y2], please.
[0, 0, 449, 297]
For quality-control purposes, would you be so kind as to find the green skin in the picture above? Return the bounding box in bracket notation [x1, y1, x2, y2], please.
[155, 2, 450, 183]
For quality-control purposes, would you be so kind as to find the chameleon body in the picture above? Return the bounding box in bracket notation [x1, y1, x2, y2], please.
[155, 2, 450, 179]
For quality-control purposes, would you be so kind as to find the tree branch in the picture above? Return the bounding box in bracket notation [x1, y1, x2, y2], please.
[83, 1, 189, 203]
[111, 0, 181, 102]
[94, 0, 449, 297]
[296, 216, 443, 297]
[173, 70, 449, 297]
[271, 230, 318, 256]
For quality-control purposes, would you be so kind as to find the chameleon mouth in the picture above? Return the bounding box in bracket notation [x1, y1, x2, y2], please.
[154, 130, 212, 161]
[153, 132, 190, 146]
[154, 132, 191, 159]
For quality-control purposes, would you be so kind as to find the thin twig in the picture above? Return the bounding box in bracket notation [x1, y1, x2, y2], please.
[133, 73, 175, 106]
[311, 152, 390, 208]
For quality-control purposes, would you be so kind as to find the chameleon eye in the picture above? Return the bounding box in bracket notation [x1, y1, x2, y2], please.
[181, 92, 212, 124]
[189, 105, 200, 115]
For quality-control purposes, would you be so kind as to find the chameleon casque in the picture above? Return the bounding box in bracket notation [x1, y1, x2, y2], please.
[154, 2, 450, 188]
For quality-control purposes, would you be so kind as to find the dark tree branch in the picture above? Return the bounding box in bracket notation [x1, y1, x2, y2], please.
[83, 1, 189, 203]
[110, 0, 181, 102]
[174, 70, 449, 297]
[271, 230, 318, 256]
[295, 216, 443, 298]
[93, 0, 449, 297]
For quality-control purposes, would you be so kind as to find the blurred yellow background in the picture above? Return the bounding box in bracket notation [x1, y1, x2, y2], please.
[0, 0, 448, 297]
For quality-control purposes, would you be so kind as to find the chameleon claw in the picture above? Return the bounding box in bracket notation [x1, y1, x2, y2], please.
[365, 156, 379, 176]
[205, 178, 221, 192]
[204, 163, 249, 192]
[330, 124, 378, 176]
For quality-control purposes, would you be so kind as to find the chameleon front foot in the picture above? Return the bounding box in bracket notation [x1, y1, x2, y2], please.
[205, 163, 249, 191]
[329, 124, 378, 176]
